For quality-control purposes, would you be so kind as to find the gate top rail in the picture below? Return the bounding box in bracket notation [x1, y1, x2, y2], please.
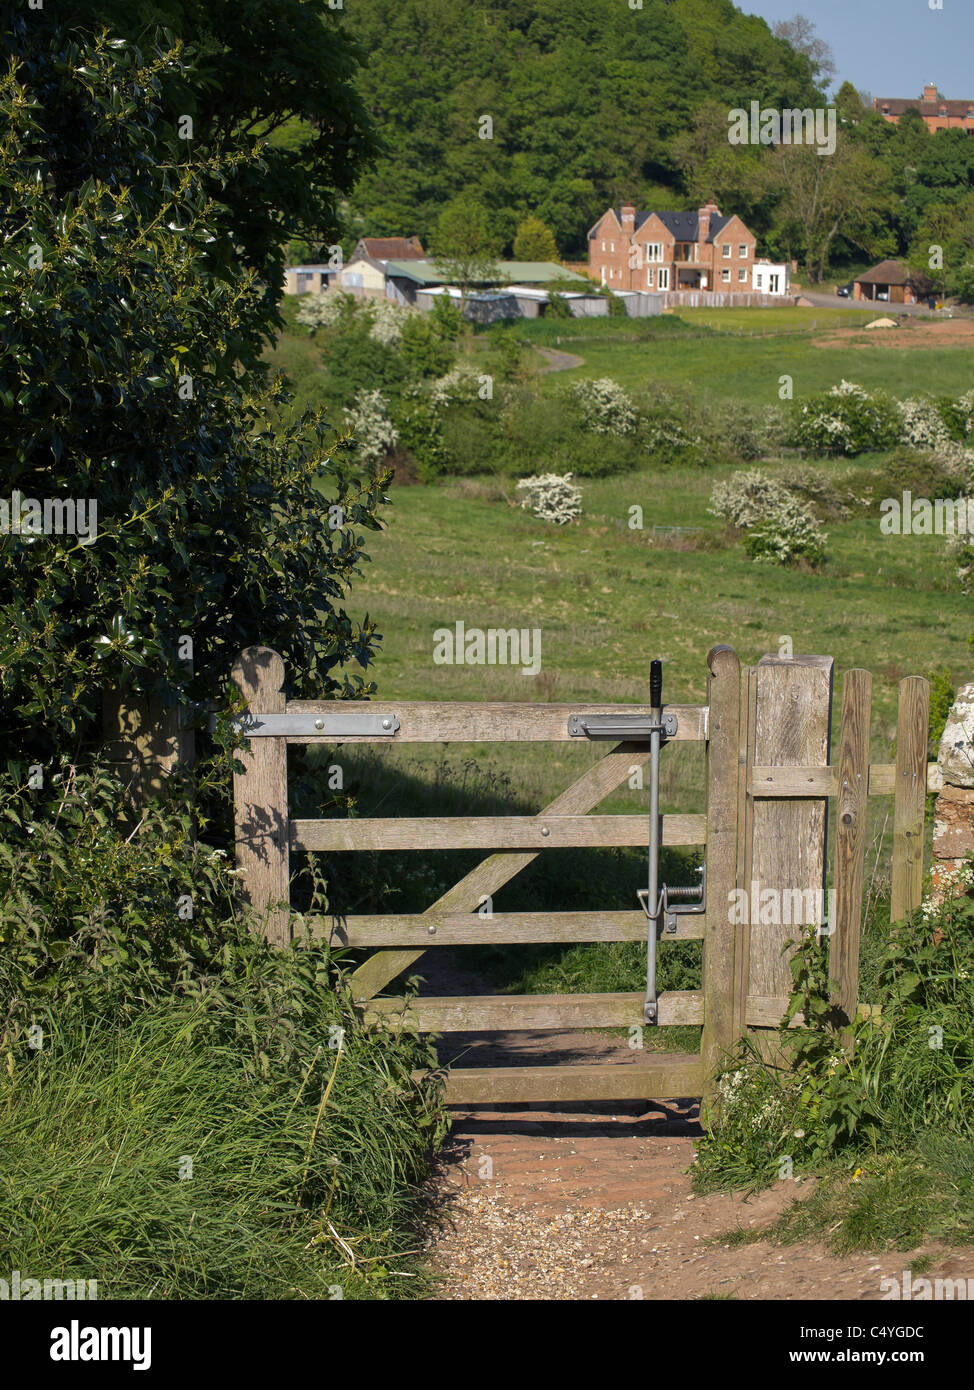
[268, 700, 709, 743]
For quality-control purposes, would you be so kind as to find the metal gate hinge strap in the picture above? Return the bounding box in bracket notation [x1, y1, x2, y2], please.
[218, 712, 400, 738]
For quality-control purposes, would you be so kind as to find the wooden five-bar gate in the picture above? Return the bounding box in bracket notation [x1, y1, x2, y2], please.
[231, 645, 933, 1105]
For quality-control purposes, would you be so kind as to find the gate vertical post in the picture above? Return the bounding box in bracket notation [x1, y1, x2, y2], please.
[831, 669, 872, 1034]
[701, 645, 743, 1098]
[742, 654, 834, 1040]
[231, 646, 291, 947]
[890, 676, 931, 922]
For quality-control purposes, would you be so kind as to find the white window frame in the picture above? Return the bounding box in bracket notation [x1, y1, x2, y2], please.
[738, 267, 747, 282]
[644, 242, 663, 263]
[646, 266, 654, 287]
[738, 244, 748, 258]
[657, 267, 670, 290]
[721, 267, 731, 283]
[722, 244, 731, 258]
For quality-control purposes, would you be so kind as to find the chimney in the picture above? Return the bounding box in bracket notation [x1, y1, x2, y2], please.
[923, 82, 938, 101]
[621, 203, 636, 233]
[697, 200, 719, 243]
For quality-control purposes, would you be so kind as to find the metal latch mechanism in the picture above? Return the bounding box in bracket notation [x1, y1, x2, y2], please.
[637, 864, 707, 937]
[633, 659, 705, 1024]
[568, 712, 678, 740]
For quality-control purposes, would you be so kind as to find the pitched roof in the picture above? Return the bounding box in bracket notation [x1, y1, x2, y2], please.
[855, 259, 934, 289]
[592, 208, 733, 243]
[356, 236, 425, 261]
[875, 97, 974, 117]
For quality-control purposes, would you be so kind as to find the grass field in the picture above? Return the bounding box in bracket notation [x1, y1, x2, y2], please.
[515, 309, 974, 401]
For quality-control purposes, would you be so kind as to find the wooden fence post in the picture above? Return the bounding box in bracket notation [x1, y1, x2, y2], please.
[891, 676, 931, 922]
[102, 691, 195, 805]
[231, 646, 290, 947]
[701, 645, 743, 1095]
[741, 654, 834, 1035]
[831, 670, 872, 1031]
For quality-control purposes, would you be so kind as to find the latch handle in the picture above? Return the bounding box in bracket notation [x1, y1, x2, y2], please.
[650, 659, 662, 711]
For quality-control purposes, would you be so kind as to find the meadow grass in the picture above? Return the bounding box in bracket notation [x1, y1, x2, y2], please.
[509, 309, 973, 401]
[0, 960, 443, 1299]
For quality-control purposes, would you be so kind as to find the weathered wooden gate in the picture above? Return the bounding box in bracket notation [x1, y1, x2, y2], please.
[231, 645, 932, 1104]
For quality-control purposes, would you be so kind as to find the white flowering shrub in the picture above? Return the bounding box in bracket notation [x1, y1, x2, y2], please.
[516, 472, 582, 524]
[790, 380, 901, 455]
[428, 364, 482, 408]
[743, 496, 828, 567]
[344, 390, 399, 465]
[946, 524, 974, 594]
[708, 469, 794, 528]
[366, 298, 415, 346]
[569, 377, 637, 436]
[710, 469, 827, 566]
[295, 291, 358, 331]
[899, 397, 953, 450]
[956, 389, 974, 437]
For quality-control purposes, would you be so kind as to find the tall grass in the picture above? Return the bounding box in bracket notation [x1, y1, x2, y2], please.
[0, 945, 444, 1299]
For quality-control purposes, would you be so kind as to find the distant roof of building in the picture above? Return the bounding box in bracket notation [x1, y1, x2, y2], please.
[356, 236, 425, 260]
[285, 264, 334, 273]
[875, 97, 974, 117]
[384, 259, 446, 285]
[385, 259, 587, 286]
[592, 208, 733, 242]
[855, 259, 934, 289]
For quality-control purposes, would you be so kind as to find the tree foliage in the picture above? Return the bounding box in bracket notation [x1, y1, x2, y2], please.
[56, 0, 377, 293]
[0, 21, 386, 765]
[343, 0, 822, 256]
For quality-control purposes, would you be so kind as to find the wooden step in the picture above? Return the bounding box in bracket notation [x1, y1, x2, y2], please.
[363, 990, 704, 1032]
[423, 1054, 705, 1104]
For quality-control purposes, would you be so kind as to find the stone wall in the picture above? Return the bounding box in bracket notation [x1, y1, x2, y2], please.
[932, 682, 974, 898]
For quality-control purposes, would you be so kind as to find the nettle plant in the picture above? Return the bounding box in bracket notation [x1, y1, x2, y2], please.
[516, 473, 582, 525]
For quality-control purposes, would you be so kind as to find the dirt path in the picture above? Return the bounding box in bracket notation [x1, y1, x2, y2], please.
[418, 951, 959, 1301]
[534, 345, 584, 372]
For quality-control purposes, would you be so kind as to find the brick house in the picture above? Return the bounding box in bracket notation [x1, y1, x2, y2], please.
[874, 83, 974, 134]
[588, 202, 757, 295]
